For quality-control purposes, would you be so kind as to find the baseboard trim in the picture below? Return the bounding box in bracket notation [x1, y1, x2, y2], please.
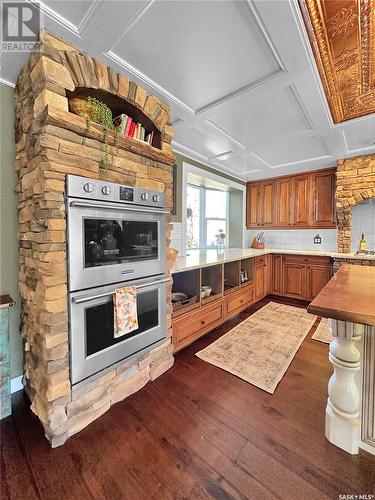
[11, 376, 23, 394]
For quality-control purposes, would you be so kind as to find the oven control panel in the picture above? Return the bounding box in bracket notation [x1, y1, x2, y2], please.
[66, 175, 166, 208]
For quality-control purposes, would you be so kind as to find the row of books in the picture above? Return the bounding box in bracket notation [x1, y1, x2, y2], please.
[113, 114, 154, 146]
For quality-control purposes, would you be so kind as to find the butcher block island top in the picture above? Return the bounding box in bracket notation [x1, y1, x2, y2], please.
[308, 264, 375, 327]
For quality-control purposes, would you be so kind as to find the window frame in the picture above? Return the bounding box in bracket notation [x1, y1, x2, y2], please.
[186, 183, 229, 250]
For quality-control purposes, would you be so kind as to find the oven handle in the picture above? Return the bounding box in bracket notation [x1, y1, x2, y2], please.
[71, 277, 171, 304]
[69, 200, 170, 215]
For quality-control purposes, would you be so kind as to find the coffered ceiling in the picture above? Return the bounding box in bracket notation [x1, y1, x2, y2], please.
[1, 0, 375, 181]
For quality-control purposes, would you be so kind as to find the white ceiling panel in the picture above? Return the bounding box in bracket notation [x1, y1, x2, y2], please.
[213, 150, 264, 175]
[210, 84, 313, 149]
[179, 122, 237, 159]
[110, 0, 281, 112]
[42, 1, 95, 30]
[254, 135, 331, 168]
[342, 121, 375, 154]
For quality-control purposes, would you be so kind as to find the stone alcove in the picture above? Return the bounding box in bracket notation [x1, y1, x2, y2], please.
[336, 155, 375, 253]
[15, 29, 176, 446]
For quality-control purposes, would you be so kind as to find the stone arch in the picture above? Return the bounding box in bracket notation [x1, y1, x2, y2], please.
[336, 156, 375, 252]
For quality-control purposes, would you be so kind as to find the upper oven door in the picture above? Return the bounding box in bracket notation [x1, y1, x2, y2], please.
[67, 198, 167, 291]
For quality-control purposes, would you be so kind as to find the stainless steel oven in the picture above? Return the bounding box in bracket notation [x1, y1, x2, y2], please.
[69, 274, 169, 385]
[66, 175, 168, 292]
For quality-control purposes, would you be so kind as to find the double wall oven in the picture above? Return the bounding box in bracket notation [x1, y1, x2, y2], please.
[66, 175, 169, 385]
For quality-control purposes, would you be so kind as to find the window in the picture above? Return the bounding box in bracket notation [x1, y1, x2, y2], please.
[186, 185, 228, 249]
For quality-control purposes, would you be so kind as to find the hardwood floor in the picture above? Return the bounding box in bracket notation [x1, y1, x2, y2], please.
[1, 297, 375, 499]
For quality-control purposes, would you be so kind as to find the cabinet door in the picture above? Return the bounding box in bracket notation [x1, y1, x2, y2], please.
[246, 183, 260, 227]
[255, 262, 266, 300]
[283, 262, 306, 299]
[276, 178, 294, 226]
[260, 181, 275, 226]
[306, 265, 332, 301]
[311, 171, 336, 226]
[271, 254, 283, 295]
[293, 175, 311, 226]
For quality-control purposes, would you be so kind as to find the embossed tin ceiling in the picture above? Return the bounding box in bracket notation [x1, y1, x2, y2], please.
[299, 0, 375, 123]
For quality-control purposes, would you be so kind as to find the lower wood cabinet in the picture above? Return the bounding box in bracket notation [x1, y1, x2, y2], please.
[283, 261, 306, 299]
[282, 255, 332, 301]
[271, 254, 283, 295]
[172, 253, 333, 352]
[225, 285, 255, 317]
[255, 256, 268, 300]
[306, 264, 332, 301]
[172, 301, 224, 352]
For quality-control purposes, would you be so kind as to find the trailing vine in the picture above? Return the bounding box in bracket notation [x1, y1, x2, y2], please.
[83, 97, 120, 170]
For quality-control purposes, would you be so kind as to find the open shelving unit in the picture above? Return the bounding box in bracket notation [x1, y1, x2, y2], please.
[201, 264, 223, 306]
[172, 269, 200, 318]
[240, 258, 254, 287]
[224, 261, 241, 295]
[67, 87, 162, 150]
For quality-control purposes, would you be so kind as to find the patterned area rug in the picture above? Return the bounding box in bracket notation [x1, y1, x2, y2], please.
[196, 302, 317, 394]
[312, 318, 333, 344]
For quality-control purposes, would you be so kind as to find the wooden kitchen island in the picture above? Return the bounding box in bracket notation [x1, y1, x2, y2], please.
[308, 265, 375, 456]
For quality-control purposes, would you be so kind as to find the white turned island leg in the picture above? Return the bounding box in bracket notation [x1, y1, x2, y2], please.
[325, 319, 364, 454]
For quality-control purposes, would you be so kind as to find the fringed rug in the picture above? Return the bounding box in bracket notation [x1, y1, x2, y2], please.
[195, 302, 316, 394]
[312, 318, 333, 344]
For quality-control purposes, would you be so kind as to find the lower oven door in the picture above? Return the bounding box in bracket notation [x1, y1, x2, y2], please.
[69, 275, 169, 385]
[67, 198, 167, 291]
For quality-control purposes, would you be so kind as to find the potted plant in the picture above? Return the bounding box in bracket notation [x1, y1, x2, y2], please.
[69, 96, 120, 170]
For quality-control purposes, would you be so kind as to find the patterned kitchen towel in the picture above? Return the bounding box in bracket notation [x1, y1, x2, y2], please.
[113, 286, 139, 338]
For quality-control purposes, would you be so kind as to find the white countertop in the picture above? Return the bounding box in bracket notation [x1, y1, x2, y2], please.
[172, 248, 375, 273]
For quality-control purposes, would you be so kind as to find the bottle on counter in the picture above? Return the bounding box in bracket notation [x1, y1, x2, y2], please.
[359, 233, 367, 252]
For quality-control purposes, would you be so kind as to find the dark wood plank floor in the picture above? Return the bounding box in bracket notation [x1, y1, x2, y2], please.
[1, 297, 375, 500]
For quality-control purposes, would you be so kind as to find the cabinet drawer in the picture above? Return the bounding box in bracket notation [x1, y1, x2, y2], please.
[283, 254, 331, 266]
[254, 256, 266, 265]
[226, 286, 254, 317]
[173, 302, 224, 351]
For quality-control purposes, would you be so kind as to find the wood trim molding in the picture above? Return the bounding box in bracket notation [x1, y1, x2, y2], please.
[299, 0, 375, 123]
[361, 325, 375, 448]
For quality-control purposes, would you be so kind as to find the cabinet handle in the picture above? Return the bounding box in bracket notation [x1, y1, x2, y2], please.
[240, 299, 244, 303]
[201, 320, 206, 326]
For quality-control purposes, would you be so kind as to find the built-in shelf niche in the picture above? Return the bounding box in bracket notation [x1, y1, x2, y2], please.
[224, 261, 240, 295]
[240, 258, 254, 287]
[67, 88, 162, 149]
[201, 264, 223, 306]
[172, 269, 200, 318]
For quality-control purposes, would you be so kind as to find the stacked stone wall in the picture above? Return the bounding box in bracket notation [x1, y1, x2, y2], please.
[15, 30, 175, 446]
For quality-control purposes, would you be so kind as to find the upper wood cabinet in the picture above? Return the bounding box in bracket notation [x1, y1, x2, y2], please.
[246, 168, 336, 229]
[293, 174, 310, 226]
[311, 170, 336, 226]
[276, 178, 293, 226]
[260, 181, 275, 226]
[246, 183, 260, 227]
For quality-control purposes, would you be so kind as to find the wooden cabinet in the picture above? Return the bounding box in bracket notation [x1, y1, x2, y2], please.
[173, 301, 224, 351]
[306, 264, 332, 301]
[276, 178, 293, 226]
[283, 259, 306, 300]
[260, 181, 275, 226]
[311, 170, 336, 226]
[293, 175, 310, 226]
[271, 254, 283, 295]
[246, 183, 260, 227]
[282, 255, 332, 301]
[225, 286, 254, 318]
[246, 168, 336, 229]
[254, 256, 267, 301]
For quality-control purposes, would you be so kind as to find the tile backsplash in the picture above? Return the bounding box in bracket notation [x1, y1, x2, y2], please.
[244, 229, 338, 251]
[170, 222, 183, 254]
[351, 199, 375, 252]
